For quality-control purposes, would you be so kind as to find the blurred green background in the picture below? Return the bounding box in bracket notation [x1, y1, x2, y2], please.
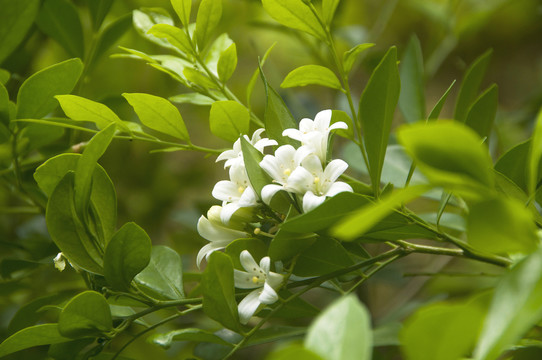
[1, 0, 541, 358]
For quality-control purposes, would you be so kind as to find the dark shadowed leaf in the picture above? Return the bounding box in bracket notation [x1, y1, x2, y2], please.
[0, 0, 40, 65]
[0, 324, 71, 358]
[399, 36, 425, 124]
[58, 291, 112, 338]
[465, 84, 498, 140]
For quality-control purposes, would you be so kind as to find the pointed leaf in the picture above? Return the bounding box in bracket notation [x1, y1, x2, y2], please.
[465, 84, 498, 140]
[342, 43, 374, 74]
[427, 80, 456, 120]
[359, 46, 400, 195]
[281, 65, 342, 90]
[36, 0, 85, 58]
[399, 36, 425, 123]
[246, 42, 275, 106]
[0, 324, 71, 358]
[148, 23, 193, 55]
[152, 328, 232, 348]
[262, 0, 326, 40]
[217, 43, 237, 83]
[132, 8, 175, 48]
[454, 49, 492, 122]
[240, 136, 272, 196]
[210, 101, 250, 142]
[294, 237, 353, 276]
[0, 0, 40, 65]
[135, 246, 184, 300]
[195, 0, 222, 49]
[16, 58, 83, 119]
[92, 13, 133, 66]
[123, 92, 189, 141]
[87, 0, 114, 30]
[169, 92, 215, 105]
[171, 0, 191, 26]
[322, 0, 341, 26]
[305, 295, 372, 360]
[104, 222, 152, 292]
[58, 291, 113, 338]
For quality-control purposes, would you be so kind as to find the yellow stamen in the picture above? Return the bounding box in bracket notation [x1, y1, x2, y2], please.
[238, 186, 245, 194]
[283, 168, 291, 176]
[252, 276, 259, 284]
[313, 177, 320, 184]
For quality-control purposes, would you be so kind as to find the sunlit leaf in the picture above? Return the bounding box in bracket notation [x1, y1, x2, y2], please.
[135, 246, 185, 300]
[56, 94, 129, 131]
[132, 8, 175, 49]
[217, 43, 237, 83]
[195, 0, 222, 50]
[281, 65, 342, 90]
[262, 0, 326, 40]
[210, 101, 249, 142]
[171, 0, 191, 26]
[148, 23, 193, 55]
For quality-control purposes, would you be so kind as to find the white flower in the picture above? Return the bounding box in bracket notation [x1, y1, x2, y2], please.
[53, 252, 66, 272]
[196, 206, 249, 267]
[282, 109, 347, 163]
[287, 154, 353, 212]
[234, 250, 283, 324]
[212, 164, 259, 224]
[216, 128, 277, 168]
[259, 145, 311, 204]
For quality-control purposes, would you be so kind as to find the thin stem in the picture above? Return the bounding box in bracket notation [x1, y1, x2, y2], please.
[345, 254, 399, 295]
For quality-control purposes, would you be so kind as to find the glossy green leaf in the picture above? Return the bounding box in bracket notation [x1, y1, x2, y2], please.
[474, 248, 542, 360]
[204, 33, 233, 75]
[399, 36, 425, 124]
[36, 0, 85, 58]
[195, 0, 222, 49]
[262, 0, 326, 40]
[152, 328, 232, 348]
[74, 124, 116, 220]
[171, 0, 191, 26]
[342, 43, 374, 74]
[202, 251, 240, 332]
[169, 92, 215, 105]
[467, 196, 537, 254]
[217, 43, 237, 83]
[0, 0, 40, 65]
[240, 136, 272, 197]
[332, 185, 431, 241]
[0, 324, 71, 358]
[123, 92, 189, 141]
[148, 23, 192, 55]
[454, 49, 492, 122]
[528, 107, 542, 196]
[225, 238, 267, 270]
[397, 121, 494, 191]
[16, 58, 83, 119]
[401, 301, 485, 360]
[270, 206, 315, 261]
[281, 65, 342, 90]
[58, 291, 113, 338]
[322, 0, 341, 26]
[260, 67, 297, 146]
[294, 237, 353, 276]
[359, 47, 400, 195]
[427, 80, 456, 120]
[184, 67, 216, 89]
[92, 13, 133, 67]
[56, 94, 129, 131]
[305, 295, 372, 360]
[135, 246, 184, 300]
[87, 0, 114, 30]
[465, 84, 498, 140]
[46, 172, 104, 274]
[132, 8, 175, 49]
[210, 101, 250, 142]
[104, 222, 152, 291]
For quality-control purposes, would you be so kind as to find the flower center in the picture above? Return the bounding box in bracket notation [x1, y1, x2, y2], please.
[238, 186, 245, 194]
[283, 168, 291, 176]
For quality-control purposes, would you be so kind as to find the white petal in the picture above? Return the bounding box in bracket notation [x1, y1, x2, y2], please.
[259, 256, 271, 273]
[238, 290, 262, 324]
[224, 157, 243, 169]
[196, 241, 231, 268]
[254, 138, 278, 152]
[294, 146, 313, 165]
[239, 186, 258, 207]
[282, 128, 302, 141]
[298, 118, 315, 133]
[251, 128, 265, 143]
[216, 149, 236, 163]
[313, 109, 332, 131]
[240, 250, 259, 273]
[261, 184, 284, 204]
[286, 167, 315, 194]
[260, 155, 284, 182]
[323, 159, 348, 183]
[229, 164, 250, 186]
[234, 269, 261, 289]
[197, 215, 247, 242]
[303, 191, 326, 212]
[329, 121, 348, 131]
[267, 272, 284, 289]
[259, 282, 279, 305]
[325, 181, 353, 197]
[212, 181, 241, 203]
[301, 154, 324, 175]
[221, 203, 241, 224]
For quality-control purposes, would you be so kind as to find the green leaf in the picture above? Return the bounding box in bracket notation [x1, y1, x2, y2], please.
[183, 67, 216, 89]
[465, 84, 498, 140]
[74, 124, 116, 220]
[132, 8, 175, 49]
[294, 237, 353, 276]
[225, 238, 267, 270]
[0, 0, 40, 65]
[0, 69, 9, 85]
[58, 291, 113, 338]
[467, 196, 537, 254]
[171, 0, 192, 26]
[240, 136, 271, 196]
[0, 81, 10, 126]
[281, 65, 342, 90]
[401, 301, 485, 360]
[528, 107, 542, 196]
[332, 185, 431, 241]
[454, 49, 492, 122]
[342, 43, 374, 74]
[305, 295, 372, 360]
[267, 344, 324, 360]
[148, 23, 193, 55]
[247, 42, 275, 106]
[18, 123, 64, 154]
[399, 35, 425, 124]
[202, 251, 240, 332]
[169, 92, 215, 105]
[92, 13, 133, 67]
[152, 328, 233, 348]
[87, 0, 114, 30]
[204, 33, 233, 75]
[195, 0, 222, 50]
[16, 58, 83, 119]
[123, 92, 189, 141]
[322, 0, 341, 26]
[37, 0, 85, 58]
[427, 80, 456, 120]
[260, 67, 297, 146]
[210, 101, 250, 142]
[359, 47, 400, 195]
[56, 94, 129, 131]
[0, 324, 71, 358]
[261, 0, 326, 40]
[474, 248, 542, 360]
[396, 121, 494, 191]
[46, 172, 104, 274]
[135, 246, 185, 300]
[104, 222, 152, 292]
[217, 43, 237, 83]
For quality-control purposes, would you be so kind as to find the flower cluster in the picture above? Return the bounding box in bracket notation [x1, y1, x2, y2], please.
[196, 109, 353, 322]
